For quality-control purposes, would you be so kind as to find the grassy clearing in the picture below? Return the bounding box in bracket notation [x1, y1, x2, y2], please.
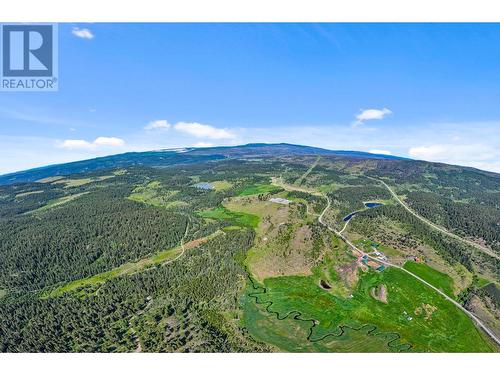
[0, 289, 6, 299]
[36, 176, 64, 183]
[242, 293, 394, 352]
[198, 206, 259, 228]
[222, 225, 242, 231]
[52, 175, 115, 188]
[211, 180, 233, 191]
[27, 193, 88, 215]
[97, 175, 115, 181]
[42, 231, 222, 298]
[243, 267, 495, 352]
[403, 262, 455, 298]
[53, 178, 93, 187]
[477, 277, 492, 288]
[43, 266, 131, 298]
[224, 198, 283, 228]
[353, 239, 400, 257]
[238, 184, 282, 196]
[226, 195, 328, 281]
[271, 177, 321, 196]
[15, 190, 44, 198]
[128, 181, 179, 208]
[42, 248, 180, 298]
[310, 238, 358, 299]
[376, 244, 400, 257]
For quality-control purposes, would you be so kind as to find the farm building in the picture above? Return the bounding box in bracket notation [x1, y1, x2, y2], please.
[269, 197, 292, 205]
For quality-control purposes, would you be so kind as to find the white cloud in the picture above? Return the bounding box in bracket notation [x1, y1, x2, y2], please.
[353, 108, 392, 126]
[93, 137, 125, 147]
[144, 120, 171, 131]
[173, 122, 235, 139]
[72, 27, 94, 40]
[143, 120, 234, 140]
[59, 136, 125, 150]
[409, 144, 500, 172]
[193, 142, 213, 148]
[369, 149, 392, 155]
[59, 139, 94, 150]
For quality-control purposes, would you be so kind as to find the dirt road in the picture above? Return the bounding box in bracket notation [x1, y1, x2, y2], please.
[368, 176, 499, 260]
[273, 178, 500, 347]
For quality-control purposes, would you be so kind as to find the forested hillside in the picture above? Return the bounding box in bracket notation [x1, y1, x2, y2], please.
[0, 144, 498, 352]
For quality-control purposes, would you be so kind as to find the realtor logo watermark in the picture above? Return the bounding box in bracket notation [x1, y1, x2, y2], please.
[1, 23, 58, 91]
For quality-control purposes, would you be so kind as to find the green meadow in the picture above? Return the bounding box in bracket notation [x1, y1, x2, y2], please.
[27, 193, 88, 215]
[403, 262, 455, 298]
[198, 206, 259, 228]
[41, 230, 223, 299]
[242, 267, 494, 352]
[41, 246, 182, 298]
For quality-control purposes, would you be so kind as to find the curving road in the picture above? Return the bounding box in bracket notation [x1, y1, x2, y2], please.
[367, 176, 500, 260]
[317, 194, 500, 347]
[271, 177, 500, 347]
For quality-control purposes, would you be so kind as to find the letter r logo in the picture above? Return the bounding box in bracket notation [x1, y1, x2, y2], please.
[2, 25, 53, 77]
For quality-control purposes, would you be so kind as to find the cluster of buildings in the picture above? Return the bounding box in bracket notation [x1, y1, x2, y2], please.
[360, 255, 386, 272]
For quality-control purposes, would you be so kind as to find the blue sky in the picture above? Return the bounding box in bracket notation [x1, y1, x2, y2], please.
[1, 23, 500, 174]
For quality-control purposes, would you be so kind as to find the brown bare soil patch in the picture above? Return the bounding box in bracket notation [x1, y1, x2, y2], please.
[236, 195, 330, 281]
[184, 236, 210, 250]
[370, 284, 388, 304]
[336, 261, 359, 292]
[414, 303, 437, 321]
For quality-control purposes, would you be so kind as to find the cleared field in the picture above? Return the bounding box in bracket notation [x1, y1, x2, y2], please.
[403, 262, 455, 298]
[27, 193, 88, 214]
[198, 206, 259, 228]
[128, 181, 179, 208]
[42, 231, 222, 298]
[352, 238, 401, 258]
[238, 184, 282, 196]
[211, 180, 233, 191]
[52, 175, 115, 188]
[15, 190, 44, 198]
[225, 195, 331, 281]
[36, 176, 64, 183]
[243, 266, 495, 352]
[53, 178, 92, 187]
[243, 295, 395, 352]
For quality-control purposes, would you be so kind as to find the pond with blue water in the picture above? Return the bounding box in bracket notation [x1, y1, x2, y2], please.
[364, 202, 384, 208]
[193, 182, 214, 190]
[342, 202, 384, 222]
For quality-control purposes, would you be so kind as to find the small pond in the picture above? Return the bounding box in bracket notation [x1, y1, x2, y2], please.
[364, 202, 384, 208]
[342, 202, 385, 222]
[193, 182, 214, 190]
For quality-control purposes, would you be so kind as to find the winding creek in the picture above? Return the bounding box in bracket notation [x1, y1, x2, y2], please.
[248, 179, 500, 349]
[246, 273, 412, 351]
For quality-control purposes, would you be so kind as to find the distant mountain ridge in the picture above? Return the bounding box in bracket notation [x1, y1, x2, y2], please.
[185, 143, 410, 160]
[0, 142, 446, 185]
